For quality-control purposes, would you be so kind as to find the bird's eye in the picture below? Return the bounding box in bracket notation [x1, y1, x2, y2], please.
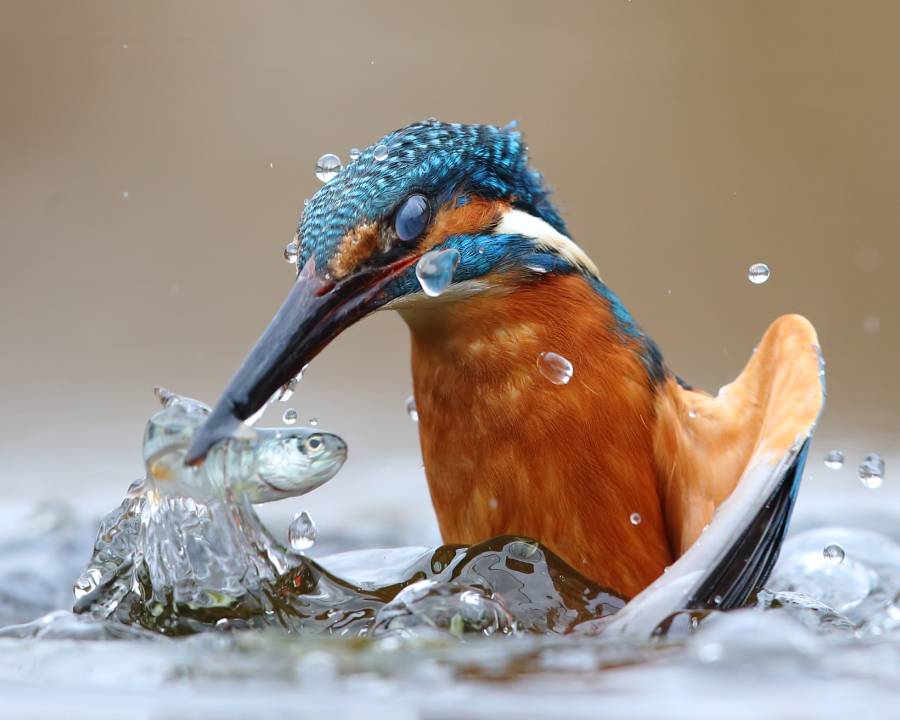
[394, 194, 431, 243]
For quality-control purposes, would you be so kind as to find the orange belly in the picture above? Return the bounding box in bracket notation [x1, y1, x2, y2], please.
[401, 274, 674, 598]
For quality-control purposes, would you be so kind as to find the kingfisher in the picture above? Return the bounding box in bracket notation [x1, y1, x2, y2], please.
[186, 120, 824, 601]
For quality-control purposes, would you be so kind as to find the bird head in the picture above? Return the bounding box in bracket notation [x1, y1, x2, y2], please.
[186, 119, 599, 464]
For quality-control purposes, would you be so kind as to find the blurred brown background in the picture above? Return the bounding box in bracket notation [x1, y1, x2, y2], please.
[1, 1, 897, 537]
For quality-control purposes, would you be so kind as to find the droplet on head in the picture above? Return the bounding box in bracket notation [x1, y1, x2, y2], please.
[823, 543, 845, 565]
[824, 450, 844, 470]
[859, 453, 885, 488]
[349, 147, 361, 161]
[373, 144, 389, 161]
[415, 248, 461, 297]
[288, 511, 317, 551]
[629, 512, 642, 526]
[284, 240, 299, 264]
[537, 352, 574, 385]
[282, 408, 298, 425]
[747, 262, 770, 284]
[405, 395, 418, 422]
[315, 153, 342, 183]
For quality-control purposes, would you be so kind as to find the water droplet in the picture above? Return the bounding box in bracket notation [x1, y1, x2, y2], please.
[282, 409, 298, 425]
[288, 511, 317, 551]
[73, 568, 101, 599]
[403, 395, 419, 422]
[315, 153, 342, 183]
[713, 594, 723, 606]
[823, 543, 845, 565]
[537, 352, 574, 385]
[349, 147, 361, 161]
[269, 162, 274, 169]
[284, 240, 299, 264]
[824, 450, 844, 470]
[697, 642, 724, 663]
[308, 417, 318, 426]
[747, 263, 770, 284]
[303, 198, 310, 207]
[121, 191, 129, 199]
[121, 43, 128, 50]
[373, 144, 389, 161]
[279, 377, 298, 402]
[416, 248, 461, 297]
[859, 453, 885, 488]
[688, 409, 697, 419]
[864, 315, 881, 334]
[629, 512, 642, 525]
[477, 246, 485, 255]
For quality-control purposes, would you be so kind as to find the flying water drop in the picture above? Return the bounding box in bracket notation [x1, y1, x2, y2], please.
[405, 395, 419, 422]
[630, 512, 642, 526]
[349, 147, 361, 161]
[373, 144, 389, 161]
[748, 263, 770, 284]
[284, 239, 299, 264]
[859, 453, 885, 489]
[315, 153, 342, 183]
[823, 543, 845, 565]
[416, 248, 460, 297]
[288, 511, 317, 551]
[282, 409, 298, 425]
[308, 417, 318, 427]
[537, 352, 574, 385]
[824, 450, 844, 470]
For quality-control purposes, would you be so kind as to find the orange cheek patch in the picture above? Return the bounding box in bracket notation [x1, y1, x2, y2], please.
[420, 198, 509, 252]
[328, 222, 381, 279]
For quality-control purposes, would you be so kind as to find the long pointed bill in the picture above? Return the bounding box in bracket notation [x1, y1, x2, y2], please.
[185, 255, 416, 465]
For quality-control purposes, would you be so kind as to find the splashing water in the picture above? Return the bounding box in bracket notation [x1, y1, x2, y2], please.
[315, 153, 342, 183]
[415, 248, 460, 297]
[748, 263, 770, 284]
[537, 351, 574, 385]
[859, 453, 885, 488]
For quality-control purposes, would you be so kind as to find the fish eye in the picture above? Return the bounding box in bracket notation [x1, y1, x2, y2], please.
[394, 194, 431, 243]
[305, 434, 324, 454]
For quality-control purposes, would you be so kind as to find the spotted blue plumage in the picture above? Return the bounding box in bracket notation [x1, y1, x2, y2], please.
[298, 119, 666, 385]
[298, 119, 565, 270]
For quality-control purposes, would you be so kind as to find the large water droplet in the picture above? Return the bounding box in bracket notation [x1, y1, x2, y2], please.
[629, 512, 642, 526]
[373, 144, 389, 161]
[824, 450, 844, 470]
[288, 511, 317, 551]
[537, 352, 574, 385]
[859, 453, 885, 488]
[349, 147, 361, 161]
[405, 395, 418, 422]
[823, 543, 845, 565]
[748, 263, 770, 284]
[284, 239, 299, 264]
[416, 248, 460, 297]
[282, 409, 298, 425]
[315, 153, 342, 183]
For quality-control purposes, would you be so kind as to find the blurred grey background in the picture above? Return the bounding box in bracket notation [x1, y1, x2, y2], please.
[1, 1, 897, 543]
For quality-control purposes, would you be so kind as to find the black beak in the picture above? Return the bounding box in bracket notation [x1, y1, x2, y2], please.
[185, 255, 416, 465]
